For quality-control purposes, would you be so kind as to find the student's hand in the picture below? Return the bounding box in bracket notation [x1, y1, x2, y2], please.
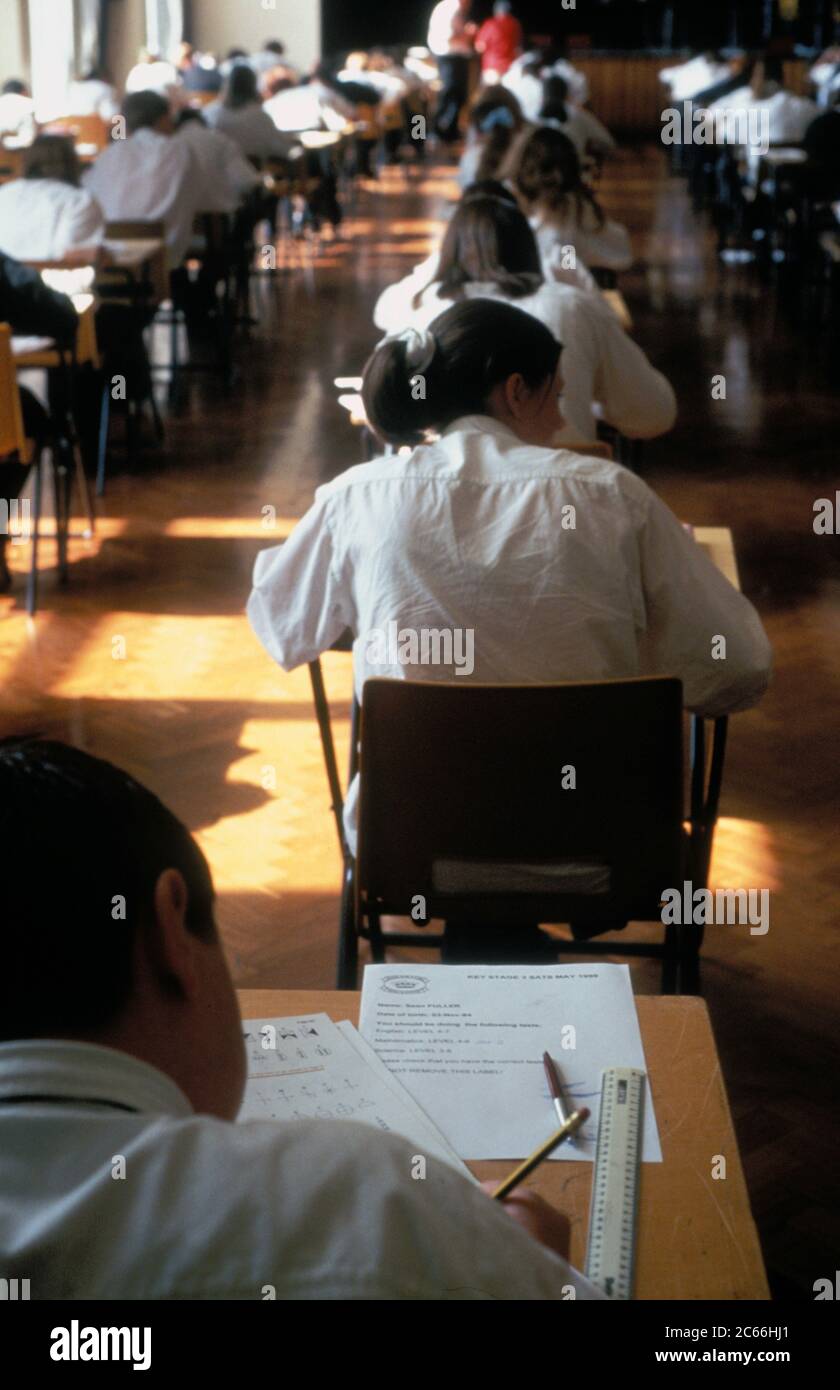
[480, 1181, 571, 1259]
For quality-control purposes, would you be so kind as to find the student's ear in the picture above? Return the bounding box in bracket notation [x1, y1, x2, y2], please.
[147, 867, 198, 997]
[503, 372, 528, 418]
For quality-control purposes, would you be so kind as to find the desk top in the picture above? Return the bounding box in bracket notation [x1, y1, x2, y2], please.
[238, 988, 769, 1301]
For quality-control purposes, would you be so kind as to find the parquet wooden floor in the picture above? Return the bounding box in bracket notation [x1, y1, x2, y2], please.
[1, 148, 837, 1299]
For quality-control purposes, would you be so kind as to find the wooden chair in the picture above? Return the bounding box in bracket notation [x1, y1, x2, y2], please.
[311, 674, 725, 995]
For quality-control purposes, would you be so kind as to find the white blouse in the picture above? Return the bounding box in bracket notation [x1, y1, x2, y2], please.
[0, 178, 104, 262]
[530, 204, 633, 272]
[372, 275, 675, 443]
[248, 416, 772, 846]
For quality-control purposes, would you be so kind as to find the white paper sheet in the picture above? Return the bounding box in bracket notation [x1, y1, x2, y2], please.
[359, 964, 661, 1163]
[336, 1021, 475, 1179]
[239, 1012, 472, 1177]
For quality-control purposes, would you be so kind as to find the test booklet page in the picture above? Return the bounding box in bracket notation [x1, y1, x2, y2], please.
[359, 963, 661, 1161]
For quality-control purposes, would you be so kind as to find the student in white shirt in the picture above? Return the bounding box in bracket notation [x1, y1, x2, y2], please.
[205, 63, 297, 160]
[0, 80, 36, 144]
[0, 135, 104, 262]
[83, 91, 207, 268]
[386, 181, 598, 305]
[248, 299, 771, 855]
[372, 194, 670, 443]
[501, 53, 546, 121]
[539, 77, 615, 165]
[174, 109, 260, 213]
[0, 737, 604, 1301]
[660, 52, 732, 102]
[503, 124, 633, 271]
[66, 68, 119, 120]
[428, 0, 476, 141]
[249, 40, 292, 79]
[125, 49, 180, 101]
[458, 85, 527, 187]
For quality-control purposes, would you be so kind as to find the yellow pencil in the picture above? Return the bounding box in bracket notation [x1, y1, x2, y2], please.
[492, 1109, 590, 1201]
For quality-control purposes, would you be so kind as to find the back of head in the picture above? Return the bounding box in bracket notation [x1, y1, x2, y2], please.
[225, 63, 258, 108]
[467, 86, 523, 181]
[362, 298, 561, 447]
[264, 41, 286, 56]
[123, 90, 170, 135]
[23, 134, 81, 187]
[2, 79, 28, 96]
[506, 124, 601, 222]
[540, 75, 569, 123]
[462, 178, 518, 205]
[0, 738, 216, 1042]
[175, 107, 206, 131]
[436, 194, 543, 300]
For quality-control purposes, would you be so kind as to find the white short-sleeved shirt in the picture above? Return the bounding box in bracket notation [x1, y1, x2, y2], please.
[175, 121, 260, 212]
[660, 56, 731, 101]
[0, 1038, 605, 1300]
[530, 205, 633, 273]
[0, 178, 104, 261]
[204, 100, 297, 159]
[428, 0, 466, 57]
[372, 276, 675, 443]
[248, 415, 772, 851]
[66, 79, 119, 120]
[83, 128, 205, 267]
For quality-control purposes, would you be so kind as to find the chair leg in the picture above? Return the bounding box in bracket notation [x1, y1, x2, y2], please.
[54, 451, 70, 585]
[336, 858, 358, 989]
[26, 456, 42, 617]
[661, 924, 679, 994]
[96, 383, 110, 497]
[367, 907, 386, 963]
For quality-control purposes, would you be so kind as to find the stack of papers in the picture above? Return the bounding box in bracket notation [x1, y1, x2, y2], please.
[239, 1011, 472, 1179]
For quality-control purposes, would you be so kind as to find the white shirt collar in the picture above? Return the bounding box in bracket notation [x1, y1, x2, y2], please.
[438, 413, 522, 444]
[0, 1039, 193, 1117]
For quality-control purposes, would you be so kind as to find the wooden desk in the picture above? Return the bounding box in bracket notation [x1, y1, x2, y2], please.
[694, 525, 739, 590]
[12, 293, 98, 369]
[238, 988, 769, 1300]
[601, 287, 634, 331]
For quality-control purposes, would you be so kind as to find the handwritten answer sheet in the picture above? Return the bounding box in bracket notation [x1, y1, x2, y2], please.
[239, 1012, 472, 1178]
[359, 964, 661, 1162]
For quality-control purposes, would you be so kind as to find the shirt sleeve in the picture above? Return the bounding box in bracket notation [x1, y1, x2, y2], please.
[633, 482, 773, 716]
[588, 297, 678, 439]
[247, 495, 353, 670]
[65, 192, 105, 253]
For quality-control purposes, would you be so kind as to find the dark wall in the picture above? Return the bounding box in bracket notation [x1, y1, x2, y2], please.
[321, 1, 835, 60]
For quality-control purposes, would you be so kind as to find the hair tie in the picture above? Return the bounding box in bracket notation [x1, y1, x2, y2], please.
[479, 106, 515, 133]
[389, 326, 437, 376]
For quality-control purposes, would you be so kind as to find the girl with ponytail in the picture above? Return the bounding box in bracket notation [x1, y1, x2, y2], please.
[248, 296, 770, 859]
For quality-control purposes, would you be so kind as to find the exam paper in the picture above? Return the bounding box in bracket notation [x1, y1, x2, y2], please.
[239, 1012, 472, 1177]
[359, 964, 661, 1163]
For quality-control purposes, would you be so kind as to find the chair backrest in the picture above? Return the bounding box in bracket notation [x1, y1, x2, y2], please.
[0, 324, 30, 462]
[104, 219, 166, 241]
[357, 677, 684, 926]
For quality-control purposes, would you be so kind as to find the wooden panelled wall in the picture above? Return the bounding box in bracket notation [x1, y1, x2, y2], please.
[574, 57, 811, 134]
